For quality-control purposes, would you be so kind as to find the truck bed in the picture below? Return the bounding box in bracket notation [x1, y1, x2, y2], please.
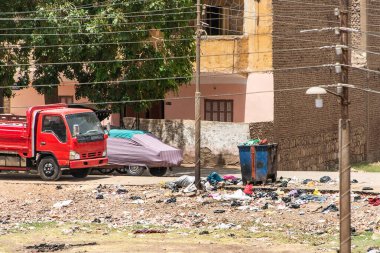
[0, 121, 29, 155]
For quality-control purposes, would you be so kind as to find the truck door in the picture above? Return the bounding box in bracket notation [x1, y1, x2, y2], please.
[36, 115, 70, 166]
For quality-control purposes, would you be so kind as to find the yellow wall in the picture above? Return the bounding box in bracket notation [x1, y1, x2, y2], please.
[200, 0, 272, 73]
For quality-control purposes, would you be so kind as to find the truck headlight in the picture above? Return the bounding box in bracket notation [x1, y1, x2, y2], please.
[102, 150, 107, 157]
[70, 151, 81, 160]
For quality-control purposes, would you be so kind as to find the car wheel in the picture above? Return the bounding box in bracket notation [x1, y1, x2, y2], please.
[97, 168, 115, 175]
[71, 168, 90, 178]
[122, 166, 145, 176]
[38, 156, 62, 181]
[149, 167, 168, 177]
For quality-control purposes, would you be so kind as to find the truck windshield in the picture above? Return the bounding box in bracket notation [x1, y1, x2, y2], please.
[66, 112, 104, 137]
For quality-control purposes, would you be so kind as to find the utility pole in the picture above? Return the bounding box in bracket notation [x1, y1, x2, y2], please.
[195, 0, 202, 190]
[339, 0, 351, 252]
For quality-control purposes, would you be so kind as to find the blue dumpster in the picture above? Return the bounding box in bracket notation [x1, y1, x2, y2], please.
[238, 144, 278, 184]
[237, 146, 254, 184]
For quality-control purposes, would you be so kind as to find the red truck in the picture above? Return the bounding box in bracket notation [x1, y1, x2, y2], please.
[0, 104, 108, 180]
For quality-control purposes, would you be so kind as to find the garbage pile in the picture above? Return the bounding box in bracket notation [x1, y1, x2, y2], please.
[164, 172, 380, 219]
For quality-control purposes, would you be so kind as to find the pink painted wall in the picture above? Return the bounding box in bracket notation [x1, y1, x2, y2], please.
[165, 83, 247, 122]
[10, 82, 87, 116]
[244, 73, 274, 123]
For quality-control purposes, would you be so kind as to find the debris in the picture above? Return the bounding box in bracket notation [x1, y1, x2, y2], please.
[207, 172, 223, 185]
[116, 187, 128, 194]
[243, 184, 253, 195]
[320, 176, 331, 183]
[222, 189, 251, 201]
[199, 230, 209, 235]
[131, 199, 144, 204]
[130, 196, 142, 200]
[351, 179, 359, 183]
[223, 175, 237, 181]
[53, 200, 73, 208]
[280, 181, 288, 187]
[166, 197, 176, 204]
[171, 175, 195, 188]
[363, 187, 374, 191]
[313, 189, 321, 196]
[302, 179, 313, 184]
[368, 197, 380, 206]
[289, 203, 300, 209]
[214, 210, 226, 214]
[282, 197, 291, 203]
[215, 223, 234, 229]
[367, 247, 380, 253]
[96, 193, 104, 200]
[322, 204, 339, 213]
[56, 185, 62, 190]
[133, 229, 167, 234]
[231, 200, 242, 207]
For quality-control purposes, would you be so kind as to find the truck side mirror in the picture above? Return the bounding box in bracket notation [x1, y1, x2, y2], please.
[73, 124, 80, 137]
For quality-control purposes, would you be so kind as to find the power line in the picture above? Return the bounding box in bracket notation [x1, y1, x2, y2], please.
[0, 25, 195, 37]
[2, 63, 334, 90]
[0, 85, 326, 110]
[0, 9, 195, 22]
[277, 0, 339, 8]
[0, 0, 124, 15]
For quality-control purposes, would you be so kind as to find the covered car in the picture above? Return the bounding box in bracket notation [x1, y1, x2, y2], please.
[99, 129, 183, 176]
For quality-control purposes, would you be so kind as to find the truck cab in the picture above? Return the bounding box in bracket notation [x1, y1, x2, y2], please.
[0, 104, 108, 180]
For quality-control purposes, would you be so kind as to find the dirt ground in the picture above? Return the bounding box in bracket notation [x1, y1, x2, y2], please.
[0, 177, 379, 253]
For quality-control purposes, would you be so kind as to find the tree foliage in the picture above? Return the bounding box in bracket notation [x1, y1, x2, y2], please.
[2, 0, 196, 111]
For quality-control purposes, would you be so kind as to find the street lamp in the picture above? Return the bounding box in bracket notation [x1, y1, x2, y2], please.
[306, 87, 327, 108]
[306, 85, 351, 253]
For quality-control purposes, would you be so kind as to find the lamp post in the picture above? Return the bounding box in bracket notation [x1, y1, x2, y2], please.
[306, 84, 351, 253]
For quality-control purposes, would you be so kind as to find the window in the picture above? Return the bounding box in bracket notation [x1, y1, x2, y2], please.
[59, 96, 74, 105]
[42, 116, 67, 143]
[203, 4, 243, 36]
[205, 100, 233, 122]
[205, 6, 223, 36]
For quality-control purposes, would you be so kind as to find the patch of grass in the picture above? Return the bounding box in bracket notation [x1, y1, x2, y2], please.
[352, 232, 380, 252]
[352, 162, 380, 172]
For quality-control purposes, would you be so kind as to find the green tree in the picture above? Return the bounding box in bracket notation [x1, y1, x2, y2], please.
[21, 0, 195, 113]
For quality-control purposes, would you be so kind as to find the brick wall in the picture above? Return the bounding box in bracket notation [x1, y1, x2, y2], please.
[272, 0, 367, 170]
[366, 1, 380, 162]
[249, 121, 274, 142]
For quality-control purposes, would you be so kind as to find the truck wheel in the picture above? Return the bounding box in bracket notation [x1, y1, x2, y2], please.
[124, 166, 145, 176]
[38, 156, 62, 181]
[71, 168, 90, 178]
[149, 167, 168, 177]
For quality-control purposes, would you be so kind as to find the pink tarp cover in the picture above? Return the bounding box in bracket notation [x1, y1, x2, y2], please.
[107, 134, 183, 167]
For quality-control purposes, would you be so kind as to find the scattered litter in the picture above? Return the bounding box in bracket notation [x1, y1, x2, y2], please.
[214, 210, 226, 214]
[56, 185, 63, 190]
[363, 187, 374, 191]
[368, 197, 380, 206]
[133, 229, 167, 234]
[322, 204, 339, 213]
[166, 197, 176, 204]
[207, 172, 224, 185]
[320, 176, 331, 183]
[116, 187, 128, 194]
[351, 179, 359, 183]
[96, 193, 104, 200]
[130, 196, 142, 200]
[243, 184, 253, 195]
[215, 223, 235, 229]
[199, 230, 210, 235]
[131, 199, 144, 204]
[53, 200, 73, 208]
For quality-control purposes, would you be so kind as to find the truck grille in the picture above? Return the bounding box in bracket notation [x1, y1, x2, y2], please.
[81, 152, 102, 159]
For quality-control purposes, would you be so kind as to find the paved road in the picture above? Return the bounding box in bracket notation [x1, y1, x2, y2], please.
[0, 167, 379, 192]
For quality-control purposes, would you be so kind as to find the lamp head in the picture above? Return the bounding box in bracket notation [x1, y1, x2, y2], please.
[306, 87, 327, 108]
